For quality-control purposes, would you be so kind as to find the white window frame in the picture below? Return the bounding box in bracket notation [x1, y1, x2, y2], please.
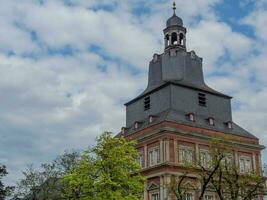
[148, 146, 160, 167]
[150, 192, 159, 200]
[179, 145, 194, 164]
[222, 153, 234, 165]
[208, 118, 215, 126]
[189, 113, 195, 121]
[204, 194, 215, 200]
[199, 149, 212, 168]
[137, 151, 144, 168]
[239, 156, 252, 173]
[185, 192, 193, 200]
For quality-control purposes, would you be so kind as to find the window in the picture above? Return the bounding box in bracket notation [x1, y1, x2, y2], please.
[239, 156, 252, 173]
[148, 147, 160, 166]
[179, 33, 184, 45]
[200, 149, 212, 168]
[226, 121, 233, 129]
[204, 194, 214, 200]
[134, 122, 139, 129]
[207, 118, 214, 126]
[198, 93, 207, 107]
[136, 152, 144, 168]
[151, 193, 159, 200]
[166, 34, 170, 46]
[222, 153, 234, 165]
[179, 146, 194, 164]
[187, 113, 195, 121]
[144, 96, 150, 111]
[149, 115, 154, 123]
[171, 32, 178, 45]
[185, 193, 193, 200]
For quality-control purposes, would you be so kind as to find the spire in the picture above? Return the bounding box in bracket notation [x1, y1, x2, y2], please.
[172, 1, 176, 15]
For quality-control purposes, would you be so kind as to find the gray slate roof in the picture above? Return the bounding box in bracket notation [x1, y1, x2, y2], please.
[124, 109, 258, 139]
[167, 14, 183, 27]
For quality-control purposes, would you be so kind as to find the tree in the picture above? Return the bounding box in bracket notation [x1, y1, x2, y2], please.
[0, 165, 14, 200]
[167, 139, 266, 200]
[211, 160, 266, 200]
[167, 139, 226, 200]
[61, 132, 144, 200]
[12, 151, 80, 200]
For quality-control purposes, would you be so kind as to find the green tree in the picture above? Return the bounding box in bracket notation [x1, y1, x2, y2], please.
[62, 132, 144, 200]
[167, 139, 266, 200]
[0, 165, 14, 200]
[12, 151, 80, 200]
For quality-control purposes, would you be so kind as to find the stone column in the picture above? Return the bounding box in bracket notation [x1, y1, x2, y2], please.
[166, 140, 170, 162]
[174, 140, 178, 163]
[164, 175, 171, 200]
[235, 150, 239, 166]
[164, 36, 168, 48]
[160, 140, 164, 163]
[160, 175, 164, 200]
[144, 145, 148, 168]
[195, 143, 199, 163]
[259, 153, 262, 175]
[144, 180, 148, 200]
[252, 153, 256, 172]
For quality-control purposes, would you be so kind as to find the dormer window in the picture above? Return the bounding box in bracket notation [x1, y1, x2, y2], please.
[121, 127, 129, 134]
[134, 122, 139, 129]
[198, 93, 207, 107]
[225, 121, 233, 129]
[149, 115, 154, 123]
[207, 118, 215, 126]
[187, 113, 195, 122]
[144, 96, 150, 111]
[121, 127, 126, 134]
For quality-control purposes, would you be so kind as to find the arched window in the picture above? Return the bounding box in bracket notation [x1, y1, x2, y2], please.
[179, 33, 184, 45]
[165, 34, 170, 46]
[171, 32, 178, 45]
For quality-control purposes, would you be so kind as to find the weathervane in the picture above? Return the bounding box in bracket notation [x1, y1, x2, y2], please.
[173, 1, 176, 15]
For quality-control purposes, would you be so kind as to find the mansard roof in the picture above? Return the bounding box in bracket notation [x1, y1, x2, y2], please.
[123, 109, 258, 140]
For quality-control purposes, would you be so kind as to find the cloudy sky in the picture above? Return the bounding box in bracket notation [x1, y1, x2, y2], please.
[0, 0, 267, 184]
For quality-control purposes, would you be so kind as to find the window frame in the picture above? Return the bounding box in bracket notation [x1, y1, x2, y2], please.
[178, 145, 194, 165]
[136, 151, 144, 168]
[239, 155, 252, 173]
[148, 146, 160, 167]
[150, 192, 159, 200]
[199, 149, 212, 168]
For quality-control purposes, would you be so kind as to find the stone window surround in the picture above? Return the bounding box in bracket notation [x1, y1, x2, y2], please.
[148, 146, 160, 167]
[138, 139, 259, 172]
[150, 191, 160, 200]
[178, 145, 194, 164]
[239, 155, 253, 173]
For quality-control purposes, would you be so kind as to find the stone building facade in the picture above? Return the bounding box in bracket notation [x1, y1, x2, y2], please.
[120, 5, 265, 200]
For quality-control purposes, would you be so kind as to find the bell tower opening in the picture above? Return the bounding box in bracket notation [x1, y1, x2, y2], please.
[164, 2, 187, 50]
[179, 33, 184, 45]
[171, 32, 178, 45]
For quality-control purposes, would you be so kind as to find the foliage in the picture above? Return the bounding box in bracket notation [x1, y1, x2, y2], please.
[0, 165, 14, 200]
[167, 139, 266, 200]
[12, 151, 80, 200]
[61, 132, 144, 200]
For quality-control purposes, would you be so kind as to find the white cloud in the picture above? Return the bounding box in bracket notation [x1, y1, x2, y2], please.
[188, 20, 253, 72]
[0, 0, 266, 185]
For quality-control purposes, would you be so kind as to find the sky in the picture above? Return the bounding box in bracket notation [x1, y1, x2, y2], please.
[0, 0, 267, 185]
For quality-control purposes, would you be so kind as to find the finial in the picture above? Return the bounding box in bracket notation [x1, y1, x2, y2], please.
[172, 1, 176, 15]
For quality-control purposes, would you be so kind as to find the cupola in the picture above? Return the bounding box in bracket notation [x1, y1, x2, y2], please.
[164, 2, 186, 50]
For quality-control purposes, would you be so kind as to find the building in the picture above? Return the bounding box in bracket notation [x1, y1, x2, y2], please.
[120, 3, 265, 200]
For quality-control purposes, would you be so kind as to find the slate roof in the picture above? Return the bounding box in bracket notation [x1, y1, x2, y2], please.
[166, 14, 183, 27]
[123, 109, 258, 140]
